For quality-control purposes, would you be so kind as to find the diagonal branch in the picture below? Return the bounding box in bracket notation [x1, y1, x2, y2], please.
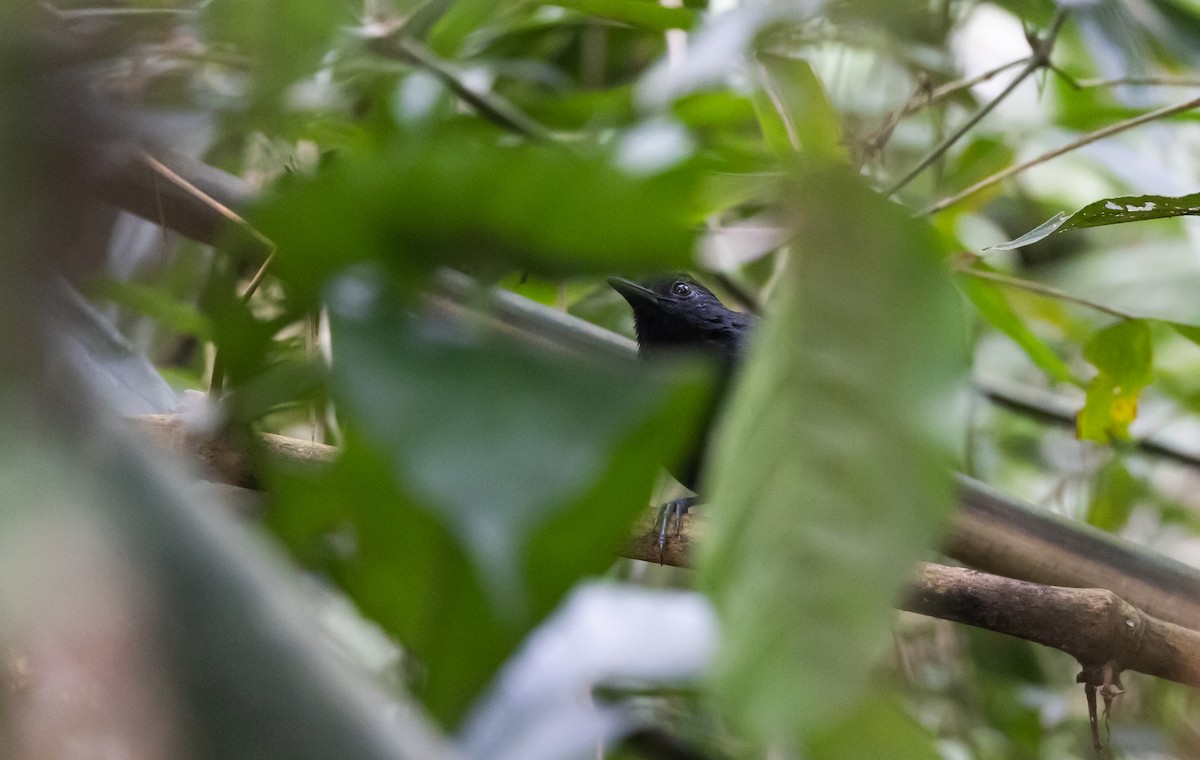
[900, 563, 1200, 689]
[923, 93, 1200, 214]
[128, 413, 1200, 692]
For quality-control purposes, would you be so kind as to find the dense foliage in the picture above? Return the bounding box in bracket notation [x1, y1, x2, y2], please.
[6, 0, 1200, 758]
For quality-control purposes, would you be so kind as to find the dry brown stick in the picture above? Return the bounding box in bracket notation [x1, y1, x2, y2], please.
[133, 414, 336, 487]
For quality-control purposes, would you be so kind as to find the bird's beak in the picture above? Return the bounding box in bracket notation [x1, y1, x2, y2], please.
[607, 277, 663, 306]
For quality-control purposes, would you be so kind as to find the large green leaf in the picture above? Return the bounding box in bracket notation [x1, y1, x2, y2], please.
[698, 165, 966, 747]
[1077, 319, 1154, 444]
[805, 689, 939, 760]
[252, 127, 703, 306]
[543, 0, 699, 31]
[268, 285, 710, 725]
[752, 53, 847, 161]
[989, 192, 1200, 251]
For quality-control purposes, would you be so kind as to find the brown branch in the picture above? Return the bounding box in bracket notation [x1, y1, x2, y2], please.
[130, 414, 1200, 690]
[132, 411, 1200, 654]
[132, 414, 335, 488]
[90, 146, 258, 246]
[900, 563, 1200, 689]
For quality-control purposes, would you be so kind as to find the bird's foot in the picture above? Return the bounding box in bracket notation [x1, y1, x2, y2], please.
[656, 496, 696, 563]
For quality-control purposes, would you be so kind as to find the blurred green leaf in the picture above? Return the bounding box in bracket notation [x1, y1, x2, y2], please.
[270, 291, 710, 724]
[518, 86, 635, 130]
[1087, 458, 1141, 531]
[752, 53, 847, 161]
[1077, 319, 1154, 443]
[698, 165, 966, 747]
[540, 0, 700, 31]
[990, 192, 1200, 251]
[97, 279, 213, 341]
[806, 689, 939, 760]
[673, 90, 758, 129]
[204, 0, 345, 124]
[426, 0, 500, 55]
[955, 271, 1075, 384]
[253, 127, 704, 306]
[1169, 320, 1200, 348]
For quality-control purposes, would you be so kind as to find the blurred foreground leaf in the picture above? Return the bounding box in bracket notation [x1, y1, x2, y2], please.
[752, 53, 846, 161]
[253, 128, 704, 306]
[542, 0, 700, 31]
[204, 0, 344, 126]
[805, 688, 939, 760]
[698, 165, 966, 748]
[268, 283, 711, 725]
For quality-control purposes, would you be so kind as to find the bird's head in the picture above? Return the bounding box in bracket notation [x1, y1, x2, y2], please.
[607, 275, 752, 360]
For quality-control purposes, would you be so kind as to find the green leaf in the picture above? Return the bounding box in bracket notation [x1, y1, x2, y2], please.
[541, 0, 699, 31]
[96, 279, 214, 341]
[806, 689, 940, 760]
[1087, 458, 1141, 532]
[1077, 319, 1154, 444]
[427, 0, 503, 56]
[955, 271, 1074, 384]
[698, 165, 966, 747]
[1169, 320, 1200, 347]
[204, 0, 344, 125]
[269, 288, 710, 725]
[253, 128, 703, 306]
[989, 192, 1200, 251]
[752, 53, 847, 161]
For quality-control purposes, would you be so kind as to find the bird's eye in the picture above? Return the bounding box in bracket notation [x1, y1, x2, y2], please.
[672, 281, 693, 297]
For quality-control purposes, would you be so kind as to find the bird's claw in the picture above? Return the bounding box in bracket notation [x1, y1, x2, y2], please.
[656, 497, 696, 563]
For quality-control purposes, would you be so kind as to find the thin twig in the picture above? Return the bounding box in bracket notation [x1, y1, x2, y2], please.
[901, 56, 1031, 119]
[369, 35, 554, 142]
[240, 251, 276, 302]
[924, 94, 1200, 214]
[39, 2, 198, 19]
[1074, 75, 1200, 89]
[955, 266, 1137, 321]
[138, 151, 275, 395]
[885, 9, 1069, 196]
[138, 151, 274, 253]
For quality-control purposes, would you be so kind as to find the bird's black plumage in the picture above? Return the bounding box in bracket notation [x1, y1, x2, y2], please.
[607, 276, 755, 371]
[608, 276, 757, 550]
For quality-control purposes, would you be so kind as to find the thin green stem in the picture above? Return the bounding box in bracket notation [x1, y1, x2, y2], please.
[956, 265, 1135, 321]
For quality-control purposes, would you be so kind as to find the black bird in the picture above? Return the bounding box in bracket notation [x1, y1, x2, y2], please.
[608, 275, 758, 553]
